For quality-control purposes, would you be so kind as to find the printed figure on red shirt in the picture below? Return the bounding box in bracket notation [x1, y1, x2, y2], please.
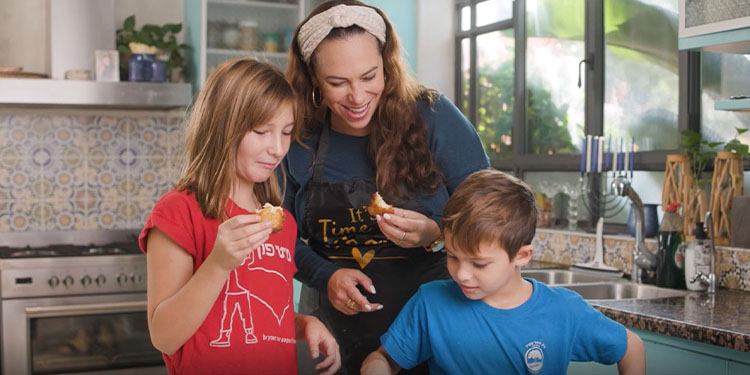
[138, 58, 340, 375]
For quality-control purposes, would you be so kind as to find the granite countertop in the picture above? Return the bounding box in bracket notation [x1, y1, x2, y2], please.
[590, 290, 750, 352]
[525, 261, 750, 353]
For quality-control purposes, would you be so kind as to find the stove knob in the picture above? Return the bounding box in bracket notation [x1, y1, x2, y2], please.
[116, 273, 128, 285]
[95, 274, 106, 286]
[81, 275, 92, 287]
[62, 275, 74, 287]
[130, 273, 144, 284]
[49, 276, 60, 288]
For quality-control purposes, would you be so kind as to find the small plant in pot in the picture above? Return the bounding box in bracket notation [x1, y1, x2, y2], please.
[679, 129, 721, 239]
[116, 15, 191, 82]
[709, 128, 749, 244]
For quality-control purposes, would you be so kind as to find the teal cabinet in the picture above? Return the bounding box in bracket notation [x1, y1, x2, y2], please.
[568, 329, 750, 375]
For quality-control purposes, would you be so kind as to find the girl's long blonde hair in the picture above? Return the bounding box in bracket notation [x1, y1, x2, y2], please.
[177, 58, 298, 220]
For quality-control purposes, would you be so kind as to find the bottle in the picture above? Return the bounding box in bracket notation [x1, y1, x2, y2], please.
[656, 203, 685, 289]
[684, 221, 711, 291]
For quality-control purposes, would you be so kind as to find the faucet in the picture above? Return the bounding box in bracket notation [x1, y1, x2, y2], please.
[611, 176, 657, 283]
[689, 212, 717, 293]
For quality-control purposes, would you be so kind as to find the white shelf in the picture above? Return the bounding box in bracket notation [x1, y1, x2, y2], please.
[207, 48, 288, 59]
[208, 0, 298, 11]
[0, 79, 192, 109]
[715, 98, 750, 112]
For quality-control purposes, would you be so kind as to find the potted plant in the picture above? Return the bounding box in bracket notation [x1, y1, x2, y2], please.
[709, 128, 749, 244]
[116, 15, 191, 82]
[679, 129, 721, 239]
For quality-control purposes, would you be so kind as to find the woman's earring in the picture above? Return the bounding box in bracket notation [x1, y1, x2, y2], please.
[312, 86, 323, 108]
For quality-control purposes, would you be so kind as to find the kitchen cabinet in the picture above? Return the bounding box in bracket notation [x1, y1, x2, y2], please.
[185, 0, 307, 90]
[677, 0, 750, 112]
[567, 328, 750, 375]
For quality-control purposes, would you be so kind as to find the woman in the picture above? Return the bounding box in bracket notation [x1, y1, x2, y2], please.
[140, 58, 339, 375]
[284, 1, 490, 373]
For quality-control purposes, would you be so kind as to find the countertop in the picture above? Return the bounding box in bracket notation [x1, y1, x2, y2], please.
[526, 261, 750, 353]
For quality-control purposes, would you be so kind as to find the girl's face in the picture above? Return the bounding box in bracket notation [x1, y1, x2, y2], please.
[312, 32, 385, 136]
[235, 103, 294, 187]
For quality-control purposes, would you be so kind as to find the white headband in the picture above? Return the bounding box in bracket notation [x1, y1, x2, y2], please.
[297, 4, 386, 64]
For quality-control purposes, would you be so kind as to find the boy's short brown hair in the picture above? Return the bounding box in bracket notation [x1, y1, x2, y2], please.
[442, 170, 537, 259]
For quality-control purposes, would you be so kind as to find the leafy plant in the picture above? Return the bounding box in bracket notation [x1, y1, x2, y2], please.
[680, 129, 721, 188]
[723, 127, 749, 157]
[116, 15, 191, 82]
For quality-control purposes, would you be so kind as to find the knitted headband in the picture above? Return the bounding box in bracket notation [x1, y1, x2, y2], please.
[297, 4, 386, 64]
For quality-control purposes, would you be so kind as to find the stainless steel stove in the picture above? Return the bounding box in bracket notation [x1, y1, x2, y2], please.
[0, 230, 165, 375]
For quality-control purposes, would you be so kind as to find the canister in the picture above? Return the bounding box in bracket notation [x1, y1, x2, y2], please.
[239, 20, 259, 51]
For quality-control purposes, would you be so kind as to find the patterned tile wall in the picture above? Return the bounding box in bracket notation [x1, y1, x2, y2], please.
[0, 109, 185, 232]
[533, 228, 750, 292]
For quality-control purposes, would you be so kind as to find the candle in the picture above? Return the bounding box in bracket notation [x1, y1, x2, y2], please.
[623, 138, 629, 176]
[611, 137, 617, 173]
[597, 136, 604, 173]
[591, 136, 598, 173]
[586, 135, 592, 173]
[630, 137, 635, 178]
[605, 136, 611, 171]
[580, 137, 586, 174]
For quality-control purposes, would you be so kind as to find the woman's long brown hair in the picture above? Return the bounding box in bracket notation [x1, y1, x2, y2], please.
[286, 0, 441, 202]
[177, 58, 298, 220]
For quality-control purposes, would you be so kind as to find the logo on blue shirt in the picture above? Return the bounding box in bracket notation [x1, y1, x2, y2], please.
[524, 341, 546, 373]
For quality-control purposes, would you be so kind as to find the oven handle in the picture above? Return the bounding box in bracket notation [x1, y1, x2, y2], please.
[24, 300, 147, 318]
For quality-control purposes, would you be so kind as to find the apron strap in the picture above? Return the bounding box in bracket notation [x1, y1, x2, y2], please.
[311, 113, 332, 184]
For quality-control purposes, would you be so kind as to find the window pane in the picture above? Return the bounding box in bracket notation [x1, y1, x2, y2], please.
[477, 30, 514, 158]
[460, 38, 470, 115]
[461, 6, 471, 31]
[603, 0, 679, 152]
[476, 0, 513, 27]
[526, 0, 584, 155]
[700, 52, 750, 146]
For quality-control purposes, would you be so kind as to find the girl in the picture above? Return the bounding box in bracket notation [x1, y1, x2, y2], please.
[139, 58, 340, 375]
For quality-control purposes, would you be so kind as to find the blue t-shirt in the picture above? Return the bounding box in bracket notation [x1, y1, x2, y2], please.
[283, 94, 490, 290]
[381, 279, 628, 375]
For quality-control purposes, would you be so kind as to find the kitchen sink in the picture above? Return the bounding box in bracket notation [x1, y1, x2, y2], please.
[521, 269, 624, 285]
[558, 282, 688, 301]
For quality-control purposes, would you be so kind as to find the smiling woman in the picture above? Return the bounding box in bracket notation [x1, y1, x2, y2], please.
[283, 1, 490, 374]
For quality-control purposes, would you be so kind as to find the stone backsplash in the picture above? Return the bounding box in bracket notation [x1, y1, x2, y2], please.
[534, 228, 750, 292]
[0, 109, 185, 232]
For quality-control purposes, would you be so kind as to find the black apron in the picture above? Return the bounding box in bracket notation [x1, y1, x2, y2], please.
[300, 123, 448, 374]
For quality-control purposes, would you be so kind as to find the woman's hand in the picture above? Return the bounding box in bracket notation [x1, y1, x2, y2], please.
[296, 314, 341, 375]
[206, 214, 273, 272]
[376, 207, 440, 249]
[328, 268, 383, 315]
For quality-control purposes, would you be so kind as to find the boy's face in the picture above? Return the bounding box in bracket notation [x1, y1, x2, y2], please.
[445, 232, 531, 306]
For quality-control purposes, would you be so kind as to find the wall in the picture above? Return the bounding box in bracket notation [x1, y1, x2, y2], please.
[416, 0, 454, 100]
[0, 108, 184, 232]
[0, 0, 184, 75]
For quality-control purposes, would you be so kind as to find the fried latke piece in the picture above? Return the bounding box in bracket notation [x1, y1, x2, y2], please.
[366, 192, 394, 216]
[256, 203, 285, 233]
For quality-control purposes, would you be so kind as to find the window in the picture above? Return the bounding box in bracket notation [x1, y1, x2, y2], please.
[456, 0, 689, 227]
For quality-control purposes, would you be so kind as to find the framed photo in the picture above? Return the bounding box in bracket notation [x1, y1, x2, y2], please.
[95, 50, 119, 82]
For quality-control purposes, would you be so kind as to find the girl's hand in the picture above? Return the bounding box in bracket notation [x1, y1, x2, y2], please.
[297, 314, 341, 375]
[207, 214, 272, 272]
[328, 268, 383, 315]
[376, 207, 440, 249]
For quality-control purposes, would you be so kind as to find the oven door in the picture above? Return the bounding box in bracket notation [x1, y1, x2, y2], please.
[2, 293, 165, 375]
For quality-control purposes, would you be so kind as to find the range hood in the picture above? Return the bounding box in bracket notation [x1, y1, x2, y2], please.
[0, 78, 192, 109]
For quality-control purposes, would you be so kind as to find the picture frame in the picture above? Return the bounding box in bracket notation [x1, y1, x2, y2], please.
[94, 50, 119, 82]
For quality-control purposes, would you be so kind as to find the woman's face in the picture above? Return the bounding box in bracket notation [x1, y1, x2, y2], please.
[235, 103, 294, 187]
[312, 32, 385, 136]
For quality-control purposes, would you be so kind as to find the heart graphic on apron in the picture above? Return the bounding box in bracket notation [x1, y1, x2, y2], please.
[352, 247, 375, 269]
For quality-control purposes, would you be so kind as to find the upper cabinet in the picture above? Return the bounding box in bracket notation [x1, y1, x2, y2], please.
[678, 0, 750, 53]
[185, 0, 307, 90]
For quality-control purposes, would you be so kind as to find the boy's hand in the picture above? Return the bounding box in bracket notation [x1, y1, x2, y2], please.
[297, 315, 341, 375]
[376, 207, 440, 249]
[361, 346, 400, 375]
[207, 215, 272, 272]
[617, 330, 645, 375]
[328, 268, 383, 314]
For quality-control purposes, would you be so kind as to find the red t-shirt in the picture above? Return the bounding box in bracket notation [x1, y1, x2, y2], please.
[139, 190, 298, 375]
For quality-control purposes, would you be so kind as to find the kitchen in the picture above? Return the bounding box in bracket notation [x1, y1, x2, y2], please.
[1, 0, 750, 374]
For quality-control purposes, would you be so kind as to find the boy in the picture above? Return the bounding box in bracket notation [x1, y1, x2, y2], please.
[360, 170, 645, 375]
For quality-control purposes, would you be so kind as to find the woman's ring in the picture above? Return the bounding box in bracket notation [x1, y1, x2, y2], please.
[346, 298, 356, 309]
[400, 231, 407, 242]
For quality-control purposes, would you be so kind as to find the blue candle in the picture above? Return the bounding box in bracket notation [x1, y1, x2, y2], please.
[618, 138, 623, 172]
[605, 136, 611, 170]
[591, 136, 598, 173]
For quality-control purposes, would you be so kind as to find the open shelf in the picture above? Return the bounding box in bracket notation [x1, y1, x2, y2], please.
[678, 28, 750, 54]
[714, 98, 750, 112]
